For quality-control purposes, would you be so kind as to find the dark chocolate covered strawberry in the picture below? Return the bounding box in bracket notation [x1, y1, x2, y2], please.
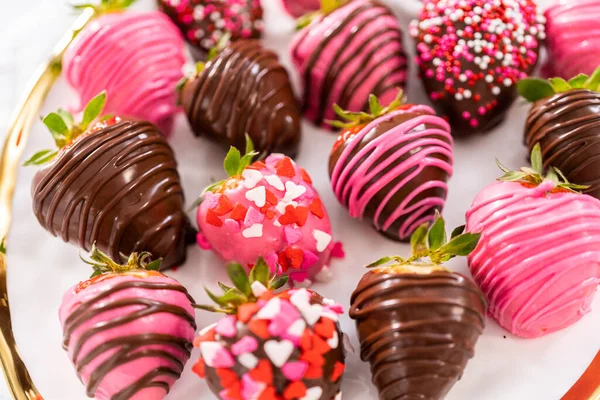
[27, 92, 191, 269]
[193, 259, 346, 400]
[350, 215, 485, 400]
[520, 66, 600, 199]
[179, 40, 302, 157]
[410, 0, 545, 135]
[158, 0, 263, 57]
[60, 247, 196, 400]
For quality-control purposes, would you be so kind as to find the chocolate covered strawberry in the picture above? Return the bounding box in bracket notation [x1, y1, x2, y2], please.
[466, 144, 600, 338]
[59, 246, 196, 400]
[290, 0, 408, 129]
[329, 91, 453, 241]
[158, 0, 264, 57]
[410, 0, 545, 135]
[196, 140, 341, 286]
[350, 215, 485, 400]
[520, 66, 600, 199]
[179, 40, 301, 157]
[193, 260, 346, 400]
[27, 92, 191, 269]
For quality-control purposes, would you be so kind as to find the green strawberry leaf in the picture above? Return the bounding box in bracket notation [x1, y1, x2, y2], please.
[224, 146, 241, 176]
[438, 232, 481, 257]
[517, 78, 555, 102]
[568, 74, 588, 89]
[42, 113, 69, 145]
[410, 223, 429, 258]
[450, 225, 465, 239]
[249, 258, 270, 287]
[365, 256, 396, 269]
[219, 282, 234, 293]
[368, 94, 383, 116]
[80, 91, 107, 131]
[23, 149, 58, 166]
[227, 263, 252, 296]
[270, 275, 289, 290]
[329, 89, 405, 131]
[245, 133, 255, 155]
[57, 109, 75, 131]
[0, 239, 6, 254]
[585, 66, 600, 91]
[549, 77, 571, 93]
[145, 259, 162, 271]
[498, 171, 528, 182]
[427, 212, 446, 250]
[530, 143, 543, 174]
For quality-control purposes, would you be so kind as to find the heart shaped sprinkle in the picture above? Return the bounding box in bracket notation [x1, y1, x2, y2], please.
[264, 340, 295, 368]
[283, 181, 307, 202]
[242, 223, 263, 238]
[265, 174, 285, 191]
[200, 342, 234, 368]
[215, 315, 237, 338]
[282, 361, 309, 381]
[231, 336, 259, 356]
[238, 353, 259, 370]
[257, 297, 281, 320]
[313, 230, 332, 252]
[301, 386, 323, 400]
[243, 169, 264, 189]
[246, 186, 266, 207]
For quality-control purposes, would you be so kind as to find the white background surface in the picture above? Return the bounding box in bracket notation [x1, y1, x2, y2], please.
[0, 0, 598, 399]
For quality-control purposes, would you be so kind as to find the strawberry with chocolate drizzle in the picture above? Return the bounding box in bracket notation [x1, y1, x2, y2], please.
[410, 0, 545, 136]
[196, 139, 341, 286]
[193, 260, 346, 400]
[158, 0, 264, 57]
[350, 215, 485, 400]
[27, 92, 191, 269]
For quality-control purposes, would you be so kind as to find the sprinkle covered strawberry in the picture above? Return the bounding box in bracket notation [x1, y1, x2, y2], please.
[158, 0, 264, 57]
[196, 139, 341, 286]
[59, 247, 197, 400]
[520, 66, 600, 200]
[193, 260, 346, 400]
[410, 0, 545, 135]
[27, 92, 191, 269]
[350, 215, 485, 400]
[466, 144, 600, 338]
[329, 91, 454, 241]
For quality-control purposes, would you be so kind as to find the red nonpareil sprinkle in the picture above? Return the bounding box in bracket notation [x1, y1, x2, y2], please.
[250, 360, 274, 385]
[275, 157, 296, 177]
[206, 208, 224, 227]
[283, 381, 307, 399]
[214, 195, 234, 216]
[331, 362, 345, 382]
[238, 303, 260, 323]
[229, 203, 248, 221]
[300, 168, 312, 184]
[308, 198, 324, 218]
[192, 358, 205, 378]
[217, 368, 239, 387]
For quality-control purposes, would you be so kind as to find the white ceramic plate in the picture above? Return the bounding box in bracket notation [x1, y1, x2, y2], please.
[3, 0, 599, 399]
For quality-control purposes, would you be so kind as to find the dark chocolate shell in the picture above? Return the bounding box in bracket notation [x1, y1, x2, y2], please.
[328, 105, 453, 241]
[31, 119, 190, 269]
[350, 270, 486, 400]
[524, 89, 600, 199]
[181, 40, 301, 157]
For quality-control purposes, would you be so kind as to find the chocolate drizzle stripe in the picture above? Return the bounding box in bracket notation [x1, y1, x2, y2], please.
[62, 280, 195, 398]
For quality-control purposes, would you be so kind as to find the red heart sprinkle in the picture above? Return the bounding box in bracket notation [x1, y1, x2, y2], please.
[214, 195, 233, 216]
[217, 368, 239, 387]
[301, 351, 325, 367]
[250, 360, 273, 386]
[277, 252, 290, 272]
[311, 334, 331, 355]
[193, 327, 216, 347]
[314, 318, 335, 340]
[258, 386, 278, 400]
[285, 248, 304, 269]
[226, 380, 243, 400]
[300, 329, 313, 352]
[248, 161, 266, 170]
[229, 203, 248, 221]
[265, 190, 278, 205]
[283, 381, 306, 399]
[206, 209, 223, 227]
[279, 205, 298, 226]
[295, 207, 308, 227]
[238, 303, 260, 323]
[248, 319, 270, 339]
[309, 198, 324, 218]
[191, 358, 205, 378]
[331, 362, 345, 382]
[303, 364, 323, 380]
[275, 157, 296, 178]
[300, 168, 312, 184]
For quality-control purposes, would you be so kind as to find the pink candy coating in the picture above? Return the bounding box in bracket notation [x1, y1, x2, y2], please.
[466, 180, 600, 338]
[279, 0, 320, 17]
[63, 12, 186, 135]
[59, 273, 196, 399]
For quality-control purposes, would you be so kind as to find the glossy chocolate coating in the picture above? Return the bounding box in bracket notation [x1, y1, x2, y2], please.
[181, 40, 301, 157]
[350, 270, 486, 400]
[328, 111, 452, 242]
[524, 89, 600, 199]
[31, 119, 190, 269]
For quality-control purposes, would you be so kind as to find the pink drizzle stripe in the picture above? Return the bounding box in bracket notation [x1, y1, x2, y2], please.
[544, 0, 600, 78]
[63, 12, 186, 135]
[466, 180, 600, 338]
[331, 105, 453, 239]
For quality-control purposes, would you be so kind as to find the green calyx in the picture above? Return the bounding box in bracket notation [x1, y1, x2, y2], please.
[367, 213, 481, 269]
[297, 0, 347, 29]
[80, 243, 162, 278]
[328, 89, 405, 130]
[0, 238, 6, 255]
[196, 258, 289, 314]
[517, 66, 600, 102]
[24, 91, 108, 166]
[73, 0, 138, 15]
[496, 143, 589, 192]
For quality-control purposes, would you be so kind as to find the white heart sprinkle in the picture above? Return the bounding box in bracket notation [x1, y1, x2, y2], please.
[200, 342, 224, 367]
[301, 387, 323, 400]
[275, 200, 297, 215]
[242, 224, 263, 238]
[242, 169, 263, 189]
[264, 340, 294, 368]
[273, 220, 282, 227]
[321, 311, 340, 322]
[283, 181, 307, 202]
[327, 331, 339, 349]
[335, 392, 342, 400]
[238, 353, 259, 369]
[287, 319, 306, 337]
[313, 230, 332, 252]
[251, 281, 268, 297]
[245, 186, 266, 207]
[257, 297, 281, 319]
[314, 266, 333, 282]
[290, 289, 311, 308]
[265, 174, 284, 191]
[300, 303, 323, 326]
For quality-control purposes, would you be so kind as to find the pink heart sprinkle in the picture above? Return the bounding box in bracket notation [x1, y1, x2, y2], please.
[266, 252, 279, 274]
[282, 361, 309, 381]
[244, 206, 264, 227]
[242, 374, 265, 399]
[331, 241, 345, 258]
[215, 316, 237, 338]
[268, 302, 301, 336]
[203, 192, 219, 208]
[232, 336, 259, 356]
[196, 232, 212, 250]
[301, 250, 319, 269]
[284, 226, 303, 245]
[224, 218, 240, 233]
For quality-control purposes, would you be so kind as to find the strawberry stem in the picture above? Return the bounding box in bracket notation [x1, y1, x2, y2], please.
[327, 89, 405, 130]
[80, 243, 162, 278]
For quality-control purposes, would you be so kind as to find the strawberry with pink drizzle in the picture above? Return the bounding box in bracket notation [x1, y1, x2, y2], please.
[196, 140, 341, 286]
[466, 144, 600, 338]
[63, 7, 186, 135]
[329, 91, 454, 241]
[280, 0, 319, 17]
[193, 260, 346, 400]
[59, 246, 196, 400]
[290, 0, 408, 129]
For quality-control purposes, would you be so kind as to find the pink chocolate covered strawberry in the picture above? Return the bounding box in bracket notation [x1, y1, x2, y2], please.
[59, 247, 196, 400]
[280, 0, 319, 17]
[466, 144, 600, 338]
[193, 260, 346, 400]
[196, 140, 341, 286]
